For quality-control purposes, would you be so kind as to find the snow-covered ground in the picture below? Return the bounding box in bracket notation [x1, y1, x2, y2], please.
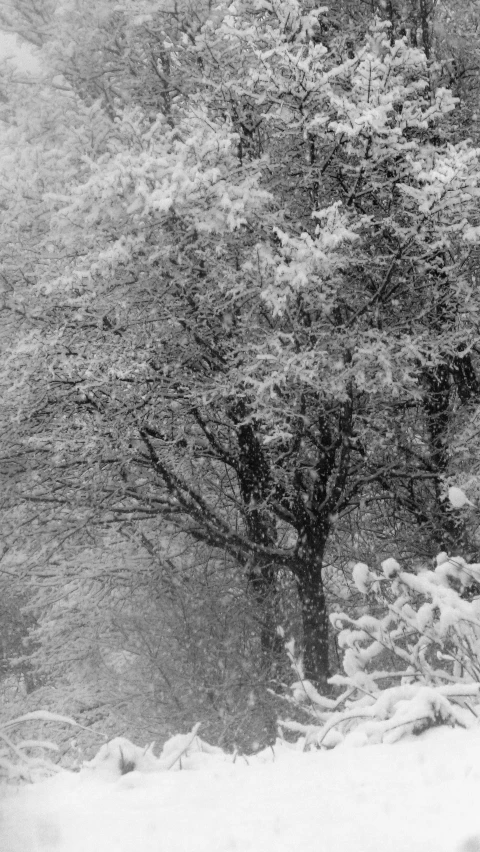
[3, 726, 480, 852]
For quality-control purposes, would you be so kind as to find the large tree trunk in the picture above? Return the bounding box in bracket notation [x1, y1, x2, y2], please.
[247, 561, 284, 675]
[295, 552, 330, 688]
[234, 414, 284, 667]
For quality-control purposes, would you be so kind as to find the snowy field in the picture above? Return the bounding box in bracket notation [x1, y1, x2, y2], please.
[3, 726, 480, 852]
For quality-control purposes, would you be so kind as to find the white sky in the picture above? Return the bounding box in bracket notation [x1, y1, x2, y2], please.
[0, 31, 41, 73]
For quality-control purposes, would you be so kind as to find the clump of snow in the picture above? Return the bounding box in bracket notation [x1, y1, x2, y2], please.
[352, 561, 371, 593]
[381, 557, 400, 577]
[82, 737, 161, 779]
[158, 725, 226, 771]
[448, 486, 475, 509]
[81, 726, 233, 778]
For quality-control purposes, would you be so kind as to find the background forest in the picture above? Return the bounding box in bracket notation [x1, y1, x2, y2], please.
[2, 0, 480, 762]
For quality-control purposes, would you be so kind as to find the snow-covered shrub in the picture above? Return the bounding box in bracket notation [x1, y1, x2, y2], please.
[82, 725, 232, 778]
[280, 554, 480, 748]
[0, 710, 81, 784]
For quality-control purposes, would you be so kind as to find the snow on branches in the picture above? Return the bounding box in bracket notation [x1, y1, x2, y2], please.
[281, 553, 480, 749]
[0, 711, 83, 784]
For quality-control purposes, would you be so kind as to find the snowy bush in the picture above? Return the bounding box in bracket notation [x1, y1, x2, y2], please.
[82, 725, 239, 778]
[281, 554, 480, 748]
[0, 710, 82, 784]
[0, 714, 234, 785]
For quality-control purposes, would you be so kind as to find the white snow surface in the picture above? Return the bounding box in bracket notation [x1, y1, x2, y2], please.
[4, 726, 480, 852]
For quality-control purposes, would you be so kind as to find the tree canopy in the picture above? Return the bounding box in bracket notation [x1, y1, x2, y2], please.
[2, 0, 480, 745]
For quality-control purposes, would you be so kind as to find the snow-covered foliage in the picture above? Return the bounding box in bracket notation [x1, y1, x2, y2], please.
[81, 725, 233, 777]
[339, 553, 480, 687]
[3, 0, 480, 726]
[282, 553, 480, 748]
[0, 712, 241, 785]
[0, 710, 82, 784]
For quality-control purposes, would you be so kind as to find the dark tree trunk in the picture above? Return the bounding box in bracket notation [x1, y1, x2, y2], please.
[247, 561, 284, 674]
[293, 518, 331, 688]
[418, 0, 432, 59]
[452, 353, 480, 404]
[296, 560, 329, 687]
[234, 413, 283, 671]
[424, 364, 450, 473]
[286, 395, 352, 690]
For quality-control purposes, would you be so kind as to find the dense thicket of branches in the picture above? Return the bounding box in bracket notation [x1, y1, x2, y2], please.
[2, 0, 480, 748]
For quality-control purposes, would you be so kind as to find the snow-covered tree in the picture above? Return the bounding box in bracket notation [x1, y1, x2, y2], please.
[2, 0, 480, 706]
